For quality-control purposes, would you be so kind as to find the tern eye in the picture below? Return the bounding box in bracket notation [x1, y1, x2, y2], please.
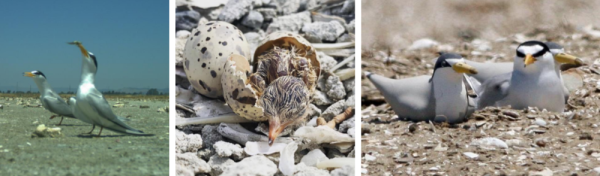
[516, 51, 525, 57]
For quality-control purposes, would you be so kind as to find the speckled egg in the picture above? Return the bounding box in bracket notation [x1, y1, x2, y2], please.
[183, 21, 251, 98]
[221, 54, 266, 121]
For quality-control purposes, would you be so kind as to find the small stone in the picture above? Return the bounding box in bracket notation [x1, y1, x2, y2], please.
[241, 11, 264, 29]
[580, 133, 593, 140]
[256, 8, 277, 21]
[267, 11, 311, 33]
[300, 149, 328, 167]
[501, 110, 520, 118]
[201, 125, 224, 149]
[302, 21, 346, 42]
[463, 152, 479, 159]
[176, 11, 200, 31]
[325, 75, 347, 101]
[317, 52, 337, 72]
[208, 155, 235, 176]
[312, 90, 334, 106]
[213, 141, 244, 160]
[535, 139, 547, 147]
[175, 130, 203, 153]
[407, 38, 438, 50]
[217, 0, 253, 22]
[294, 163, 331, 176]
[321, 100, 346, 120]
[535, 118, 547, 127]
[271, 0, 301, 15]
[176, 153, 211, 175]
[221, 155, 277, 176]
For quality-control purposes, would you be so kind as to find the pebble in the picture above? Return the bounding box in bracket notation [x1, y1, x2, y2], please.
[217, 0, 253, 22]
[321, 100, 347, 120]
[300, 149, 328, 167]
[463, 152, 479, 159]
[407, 38, 438, 50]
[176, 11, 200, 31]
[213, 141, 244, 160]
[267, 11, 311, 33]
[241, 11, 264, 29]
[208, 155, 235, 176]
[221, 155, 278, 176]
[325, 75, 347, 101]
[255, 8, 277, 21]
[535, 118, 547, 127]
[176, 153, 211, 175]
[176, 130, 203, 153]
[302, 21, 346, 42]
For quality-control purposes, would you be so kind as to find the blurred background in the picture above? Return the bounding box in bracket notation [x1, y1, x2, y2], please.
[362, 0, 600, 48]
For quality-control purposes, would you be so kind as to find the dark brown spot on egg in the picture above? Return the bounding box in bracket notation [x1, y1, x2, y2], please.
[207, 22, 213, 25]
[208, 28, 212, 32]
[206, 37, 210, 41]
[222, 41, 227, 46]
[202, 63, 206, 68]
[211, 70, 217, 78]
[219, 53, 222, 56]
[195, 31, 200, 36]
[201, 47, 207, 54]
[198, 80, 207, 90]
[237, 97, 257, 105]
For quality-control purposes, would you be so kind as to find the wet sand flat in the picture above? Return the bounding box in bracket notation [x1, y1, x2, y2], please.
[0, 96, 169, 175]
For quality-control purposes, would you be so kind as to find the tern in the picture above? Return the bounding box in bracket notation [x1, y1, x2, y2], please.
[24, 70, 76, 125]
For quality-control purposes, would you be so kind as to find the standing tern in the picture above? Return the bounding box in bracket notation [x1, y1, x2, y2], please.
[69, 41, 152, 136]
[24, 70, 76, 125]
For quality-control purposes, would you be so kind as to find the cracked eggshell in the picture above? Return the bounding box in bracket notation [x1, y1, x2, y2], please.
[253, 31, 321, 80]
[183, 21, 251, 98]
[222, 54, 266, 121]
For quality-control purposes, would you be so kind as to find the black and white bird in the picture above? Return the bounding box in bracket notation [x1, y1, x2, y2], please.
[68, 41, 151, 136]
[366, 53, 478, 123]
[475, 41, 570, 112]
[24, 70, 76, 125]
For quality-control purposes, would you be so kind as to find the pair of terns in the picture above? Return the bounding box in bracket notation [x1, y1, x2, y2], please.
[24, 42, 151, 136]
[367, 41, 581, 123]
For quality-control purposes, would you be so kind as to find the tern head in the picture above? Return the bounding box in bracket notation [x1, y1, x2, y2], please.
[259, 76, 310, 146]
[545, 42, 583, 66]
[430, 53, 477, 82]
[515, 41, 554, 69]
[69, 41, 98, 71]
[24, 70, 46, 80]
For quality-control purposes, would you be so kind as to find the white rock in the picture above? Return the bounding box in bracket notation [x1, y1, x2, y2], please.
[217, 0, 253, 22]
[176, 30, 191, 39]
[302, 21, 346, 42]
[321, 100, 346, 120]
[331, 165, 354, 176]
[301, 149, 328, 167]
[294, 163, 331, 176]
[221, 155, 277, 176]
[208, 155, 235, 176]
[244, 141, 288, 155]
[535, 118, 547, 127]
[312, 90, 334, 106]
[267, 11, 311, 33]
[279, 142, 298, 175]
[463, 152, 479, 159]
[470, 137, 508, 149]
[316, 158, 354, 169]
[176, 130, 203, 153]
[317, 52, 338, 72]
[364, 154, 376, 161]
[293, 126, 354, 144]
[176, 153, 211, 174]
[408, 38, 439, 50]
[214, 141, 244, 160]
[325, 75, 347, 101]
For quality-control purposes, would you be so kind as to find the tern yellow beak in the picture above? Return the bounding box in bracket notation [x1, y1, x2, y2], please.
[24, 72, 35, 77]
[68, 41, 89, 58]
[524, 54, 536, 67]
[554, 53, 582, 66]
[452, 62, 478, 74]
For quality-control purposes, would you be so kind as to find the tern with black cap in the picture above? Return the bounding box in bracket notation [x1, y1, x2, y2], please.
[366, 53, 478, 123]
[24, 70, 76, 125]
[475, 41, 567, 112]
[69, 41, 152, 136]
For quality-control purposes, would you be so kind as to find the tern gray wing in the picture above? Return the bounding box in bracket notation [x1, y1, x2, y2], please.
[84, 88, 151, 135]
[42, 92, 75, 118]
[476, 72, 511, 109]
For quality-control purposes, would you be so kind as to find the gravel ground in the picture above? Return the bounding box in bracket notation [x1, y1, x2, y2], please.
[0, 96, 169, 175]
[175, 0, 355, 175]
[361, 25, 600, 175]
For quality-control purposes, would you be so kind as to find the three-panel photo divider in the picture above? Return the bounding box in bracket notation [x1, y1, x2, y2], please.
[1, 0, 597, 175]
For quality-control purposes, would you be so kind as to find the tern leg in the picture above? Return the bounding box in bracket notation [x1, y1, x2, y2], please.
[57, 116, 64, 126]
[97, 127, 103, 137]
[49, 115, 57, 119]
[87, 125, 96, 134]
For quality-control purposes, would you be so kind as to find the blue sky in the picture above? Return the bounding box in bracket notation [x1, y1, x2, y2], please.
[0, 0, 168, 92]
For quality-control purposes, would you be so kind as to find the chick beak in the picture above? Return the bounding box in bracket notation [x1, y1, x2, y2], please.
[24, 72, 35, 77]
[555, 53, 582, 66]
[68, 41, 89, 58]
[452, 62, 478, 74]
[268, 120, 284, 146]
[524, 54, 536, 67]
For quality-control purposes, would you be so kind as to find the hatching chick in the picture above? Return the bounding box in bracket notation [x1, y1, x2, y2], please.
[258, 76, 310, 145]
